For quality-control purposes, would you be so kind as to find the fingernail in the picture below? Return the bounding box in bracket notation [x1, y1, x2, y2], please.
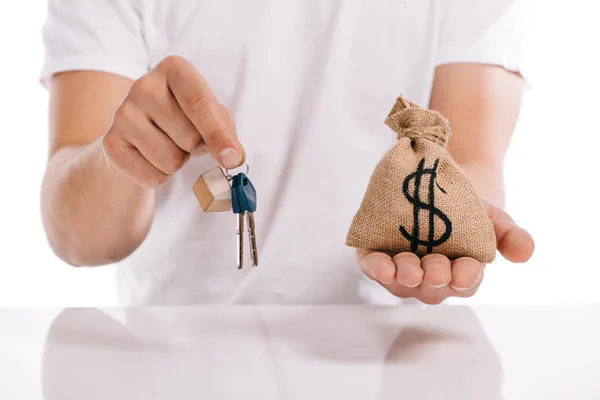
[400, 282, 420, 288]
[427, 283, 448, 289]
[450, 285, 471, 292]
[218, 148, 242, 169]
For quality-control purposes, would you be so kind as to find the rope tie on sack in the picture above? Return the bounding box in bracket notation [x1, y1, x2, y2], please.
[396, 126, 448, 147]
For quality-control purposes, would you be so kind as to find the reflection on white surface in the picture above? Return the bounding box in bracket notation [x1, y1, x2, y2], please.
[34, 306, 600, 399]
[41, 306, 504, 400]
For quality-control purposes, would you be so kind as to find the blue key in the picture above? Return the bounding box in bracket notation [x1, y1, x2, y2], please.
[231, 173, 257, 214]
[231, 173, 258, 268]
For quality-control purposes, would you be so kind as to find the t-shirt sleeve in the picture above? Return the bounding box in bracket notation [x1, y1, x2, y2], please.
[40, 0, 150, 88]
[435, 0, 534, 78]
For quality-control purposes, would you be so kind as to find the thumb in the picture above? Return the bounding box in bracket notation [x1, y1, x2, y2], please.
[482, 199, 535, 263]
[162, 56, 246, 169]
[206, 103, 246, 167]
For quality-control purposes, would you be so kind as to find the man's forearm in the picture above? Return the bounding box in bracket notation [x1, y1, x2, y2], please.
[429, 64, 524, 209]
[41, 137, 154, 266]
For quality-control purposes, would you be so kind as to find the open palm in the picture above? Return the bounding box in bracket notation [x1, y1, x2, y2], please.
[356, 198, 535, 304]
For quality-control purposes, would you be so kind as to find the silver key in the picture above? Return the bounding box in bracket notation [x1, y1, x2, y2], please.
[246, 211, 258, 267]
[237, 213, 245, 270]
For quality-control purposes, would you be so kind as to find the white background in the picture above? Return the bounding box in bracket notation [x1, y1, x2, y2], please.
[0, 0, 598, 306]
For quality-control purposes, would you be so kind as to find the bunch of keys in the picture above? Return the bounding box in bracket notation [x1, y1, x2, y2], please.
[193, 164, 258, 269]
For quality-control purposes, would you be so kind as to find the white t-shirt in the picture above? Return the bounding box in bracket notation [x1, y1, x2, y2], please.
[41, 0, 532, 305]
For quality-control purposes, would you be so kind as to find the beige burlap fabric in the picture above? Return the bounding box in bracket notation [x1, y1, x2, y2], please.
[346, 96, 496, 263]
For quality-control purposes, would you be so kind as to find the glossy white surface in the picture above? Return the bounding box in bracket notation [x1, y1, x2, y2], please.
[1, 306, 599, 399]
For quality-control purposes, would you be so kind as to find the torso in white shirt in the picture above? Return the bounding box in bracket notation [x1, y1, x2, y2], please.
[41, 0, 529, 305]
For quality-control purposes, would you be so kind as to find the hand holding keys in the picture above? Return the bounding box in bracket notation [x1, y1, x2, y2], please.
[193, 165, 258, 270]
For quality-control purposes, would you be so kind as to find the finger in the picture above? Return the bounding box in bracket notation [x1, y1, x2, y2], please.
[189, 145, 209, 158]
[484, 201, 535, 263]
[392, 252, 423, 288]
[131, 74, 206, 156]
[359, 250, 396, 284]
[102, 135, 168, 189]
[117, 102, 190, 175]
[413, 255, 451, 305]
[160, 56, 245, 169]
[420, 254, 452, 289]
[450, 257, 484, 292]
[357, 250, 420, 299]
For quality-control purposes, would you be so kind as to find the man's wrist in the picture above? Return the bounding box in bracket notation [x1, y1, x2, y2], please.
[458, 162, 505, 208]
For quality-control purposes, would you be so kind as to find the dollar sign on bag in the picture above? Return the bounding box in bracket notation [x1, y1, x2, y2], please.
[400, 158, 452, 254]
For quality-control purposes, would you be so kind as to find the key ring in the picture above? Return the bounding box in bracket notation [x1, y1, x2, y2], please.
[225, 162, 250, 181]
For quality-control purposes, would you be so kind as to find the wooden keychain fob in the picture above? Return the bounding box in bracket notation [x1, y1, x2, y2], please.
[193, 167, 232, 212]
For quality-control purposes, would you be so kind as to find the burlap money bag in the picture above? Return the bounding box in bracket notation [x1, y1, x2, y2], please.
[346, 96, 497, 263]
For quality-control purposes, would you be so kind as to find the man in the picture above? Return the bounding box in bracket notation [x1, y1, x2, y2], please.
[41, 0, 535, 305]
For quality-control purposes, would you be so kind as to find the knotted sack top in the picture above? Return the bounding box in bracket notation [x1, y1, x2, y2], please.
[384, 96, 451, 148]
